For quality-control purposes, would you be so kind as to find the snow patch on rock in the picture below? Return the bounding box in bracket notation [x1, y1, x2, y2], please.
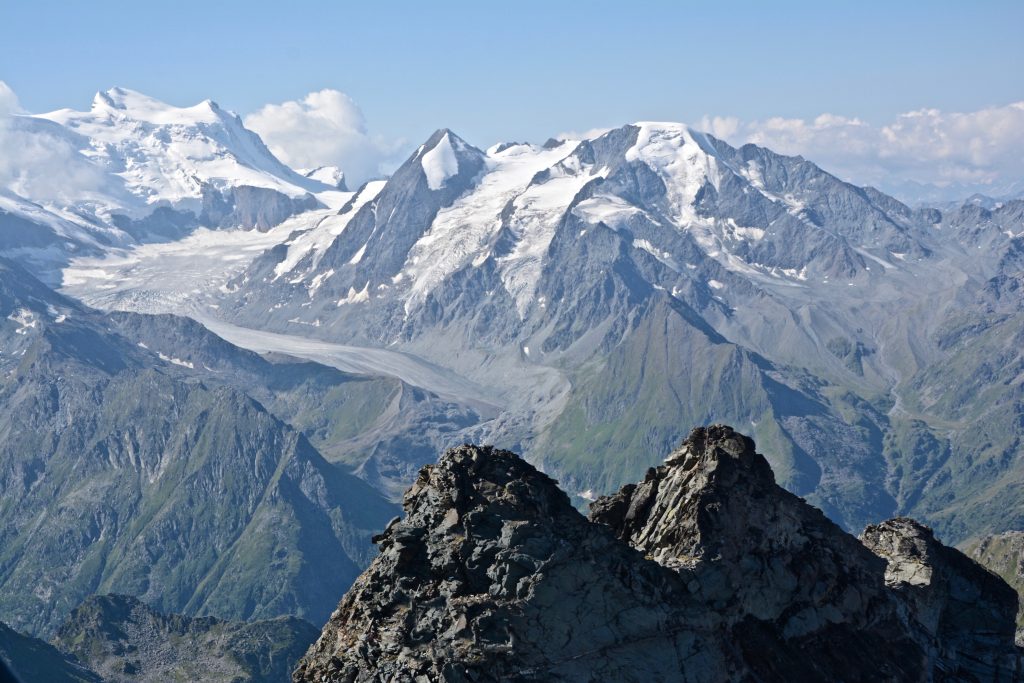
[421, 133, 460, 191]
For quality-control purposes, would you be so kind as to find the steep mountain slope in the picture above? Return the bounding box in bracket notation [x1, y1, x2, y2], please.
[103, 311, 485, 495]
[967, 532, 1024, 644]
[0, 621, 102, 683]
[53, 594, 317, 683]
[0, 258, 401, 636]
[294, 427, 1020, 682]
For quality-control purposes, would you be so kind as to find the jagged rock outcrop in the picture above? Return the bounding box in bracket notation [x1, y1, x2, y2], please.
[967, 532, 1024, 644]
[294, 426, 1022, 682]
[589, 426, 926, 680]
[293, 444, 722, 682]
[53, 594, 318, 683]
[862, 519, 1020, 679]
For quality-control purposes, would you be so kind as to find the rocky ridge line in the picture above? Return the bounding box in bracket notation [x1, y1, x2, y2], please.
[294, 425, 1022, 682]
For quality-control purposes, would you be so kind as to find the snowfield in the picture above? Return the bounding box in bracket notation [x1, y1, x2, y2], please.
[61, 223, 301, 313]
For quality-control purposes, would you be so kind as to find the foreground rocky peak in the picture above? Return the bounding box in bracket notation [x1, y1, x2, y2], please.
[589, 425, 800, 567]
[590, 426, 899, 616]
[294, 444, 712, 681]
[862, 520, 1019, 668]
[295, 426, 1022, 682]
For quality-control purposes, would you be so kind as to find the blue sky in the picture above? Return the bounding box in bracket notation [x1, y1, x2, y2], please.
[2, 0, 1022, 199]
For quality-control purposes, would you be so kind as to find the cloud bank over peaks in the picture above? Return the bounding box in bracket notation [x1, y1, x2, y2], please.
[244, 89, 403, 187]
[698, 102, 1024, 205]
[0, 80, 108, 204]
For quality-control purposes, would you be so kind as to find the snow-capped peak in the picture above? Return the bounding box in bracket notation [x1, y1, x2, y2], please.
[625, 122, 720, 221]
[30, 88, 329, 217]
[86, 87, 224, 125]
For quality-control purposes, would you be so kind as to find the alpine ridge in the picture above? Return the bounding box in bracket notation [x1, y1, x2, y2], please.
[293, 426, 1022, 682]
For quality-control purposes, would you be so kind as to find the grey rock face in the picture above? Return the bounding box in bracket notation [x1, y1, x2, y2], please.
[0, 209, 68, 250]
[967, 532, 1024, 645]
[862, 519, 1021, 680]
[589, 425, 926, 681]
[311, 129, 485, 291]
[294, 426, 1021, 682]
[293, 443, 726, 683]
[53, 594, 318, 683]
[200, 184, 322, 231]
[111, 206, 200, 242]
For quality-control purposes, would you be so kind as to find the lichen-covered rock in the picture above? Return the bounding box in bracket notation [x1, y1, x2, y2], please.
[295, 427, 1022, 682]
[293, 444, 731, 682]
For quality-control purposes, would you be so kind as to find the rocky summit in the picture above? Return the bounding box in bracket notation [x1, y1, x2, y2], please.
[294, 426, 1022, 682]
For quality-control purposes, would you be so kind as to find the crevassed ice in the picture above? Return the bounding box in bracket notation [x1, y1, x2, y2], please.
[401, 142, 580, 314]
[272, 181, 384, 280]
[496, 158, 603, 317]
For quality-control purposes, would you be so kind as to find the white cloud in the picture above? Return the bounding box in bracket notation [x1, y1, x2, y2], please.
[555, 126, 614, 141]
[244, 89, 401, 187]
[698, 102, 1024, 203]
[0, 80, 108, 203]
[0, 81, 21, 115]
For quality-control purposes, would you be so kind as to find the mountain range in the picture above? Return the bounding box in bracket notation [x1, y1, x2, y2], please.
[6, 89, 1024, 541]
[2, 87, 1024, 680]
